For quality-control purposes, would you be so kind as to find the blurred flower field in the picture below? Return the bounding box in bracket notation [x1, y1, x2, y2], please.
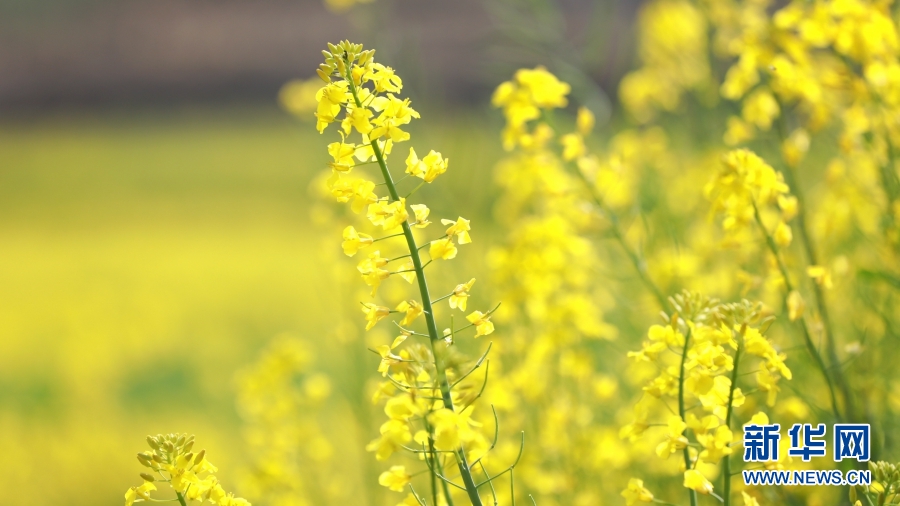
[5, 1, 900, 506]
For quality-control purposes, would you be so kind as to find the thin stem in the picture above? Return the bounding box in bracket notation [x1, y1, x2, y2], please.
[775, 108, 852, 421]
[571, 167, 668, 309]
[722, 329, 744, 506]
[175, 492, 188, 506]
[677, 328, 699, 506]
[426, 421, 439, 506]
[346, 68, 483, 506]
[374, 232, 405, 243]
[751, 201, 841, 420]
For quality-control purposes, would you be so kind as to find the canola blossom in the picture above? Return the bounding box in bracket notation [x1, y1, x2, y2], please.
[312, 41, 515, 506]
[125, 434, 249, 506]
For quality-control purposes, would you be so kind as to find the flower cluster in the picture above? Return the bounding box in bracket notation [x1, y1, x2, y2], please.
[622, 292, 791, 502]
[126, 434, 249, 506]
[705, 148, 797, 249]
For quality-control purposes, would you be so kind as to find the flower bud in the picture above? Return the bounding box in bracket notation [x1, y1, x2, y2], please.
[140, 473, 156, 482]
[137, 453, 153, 467]
[195, 449, 206, 465]
[146, 436, 160, 450]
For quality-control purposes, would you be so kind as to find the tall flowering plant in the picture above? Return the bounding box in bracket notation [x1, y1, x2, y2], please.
[313, 40, 526, 506]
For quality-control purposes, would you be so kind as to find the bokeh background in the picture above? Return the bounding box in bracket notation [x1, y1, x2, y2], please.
[0, 1, 642, 504]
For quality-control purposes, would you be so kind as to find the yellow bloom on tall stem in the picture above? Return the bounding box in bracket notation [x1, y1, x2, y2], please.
[684, 469, 714, 495]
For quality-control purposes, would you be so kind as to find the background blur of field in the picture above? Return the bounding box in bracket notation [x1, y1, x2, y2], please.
[0, 105, 506, 505]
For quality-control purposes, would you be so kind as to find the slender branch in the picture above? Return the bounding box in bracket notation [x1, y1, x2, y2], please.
[774, 106, 852, 421]
[677, 327, 699, 506]
[722, 328, 744, 506]
[570, 166, 668, 309]
[175, 492, 188, 506]
[751, 201, 841, 420]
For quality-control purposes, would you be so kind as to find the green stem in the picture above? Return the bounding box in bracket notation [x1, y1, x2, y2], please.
[677, 328, 699, 506]
[774, 108, 851, 421]
[571, 168, 668, 309]
[435, 452, 457, 506]
[722, 329, 744, 506]
[346, 69, 483, 506]
[426, 425, 439, 506]
[175, 492, 188, 506]
[751, 201, 841, 420]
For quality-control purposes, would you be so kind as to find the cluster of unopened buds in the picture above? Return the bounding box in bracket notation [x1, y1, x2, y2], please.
[126, 433, 249, 506]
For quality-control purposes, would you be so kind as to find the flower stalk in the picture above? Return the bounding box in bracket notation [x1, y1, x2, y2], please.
[344, 58, 485, 506]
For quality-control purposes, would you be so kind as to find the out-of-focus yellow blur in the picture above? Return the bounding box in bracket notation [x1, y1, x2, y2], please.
[0, 108, 334, 505]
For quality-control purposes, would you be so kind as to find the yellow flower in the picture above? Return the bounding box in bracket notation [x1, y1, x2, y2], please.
[406, 147, 449, 182]
[698, 425, 734, 462]
[620, 404, 650, 441]
[442, 217, 472, 244]
[449, 278, 476, 311]
[378, 465, 411, 492]
[655, 415, 689, 458]
[787, 290, 805, 321]
[342, 225, 374, 256]
[724, 116, 755, 146]
[410, 204, 431, 228]
[774, 221, 793, 247]
[327, 140, 358, 172]
[429, 237, 458, 260]
[342, 104, 374, 135]
[315, 81, 350, 133]
[375, 344, 401, 377]
[684, 469, 714, 494]
[395, 300, 423, 326]
[514, 66, 571, 108]
[125, 482, 156, 506]
[278, 78, 320, 118]
[367, 198, 409, 230]
[396, 259, 417, 283]
[807, 265, 834, 288]
[742, 89, 780, 130]
[560, 133, 586, 161]
[366, 419, 412, 461]
[330, 178, 378, 213]
[741, 491, 760, 506]
[362, 303, 391, 330]
[621, 478, 654, 505]
[357, 250, 390, 295]
[576, 106, 595, 135]
[466, 310, 495, 337]
[397, 494, 421, 506]
[367, 63, 403, 93]
[371, 94, 420, 142]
